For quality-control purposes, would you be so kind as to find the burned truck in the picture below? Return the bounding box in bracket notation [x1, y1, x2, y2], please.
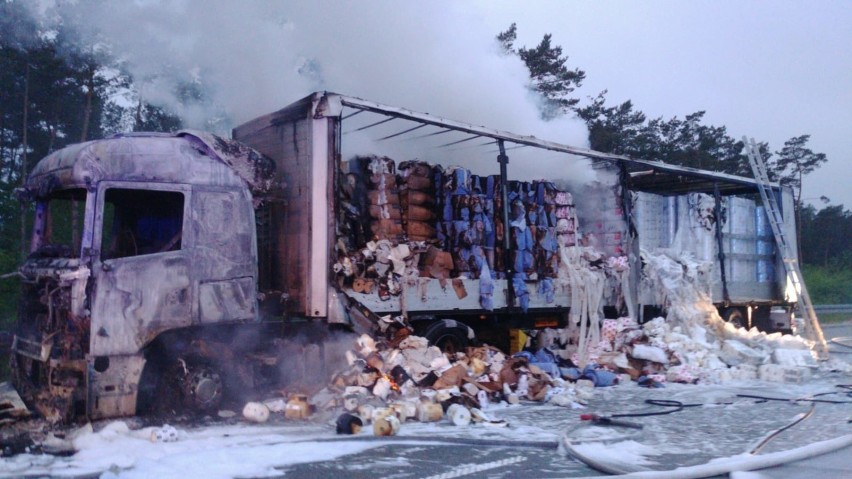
[9, 91, 798, 422]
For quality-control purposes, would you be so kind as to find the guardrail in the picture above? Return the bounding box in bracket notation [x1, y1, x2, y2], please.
[813, 304, 852, 314]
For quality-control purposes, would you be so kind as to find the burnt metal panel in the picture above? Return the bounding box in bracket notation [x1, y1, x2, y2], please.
[24, 135, 248, 199]
[177, 130, 275, 195]
[347, 278, 570, 314]
[198, 277, 256, 323]
[233, 102, 316, 317]
[190, 188, 257, 280]
[86, 354, 145, 420]
[90, 252, 192, 355]
[191, 187, 258, 323]
[307, 112, 332, 318]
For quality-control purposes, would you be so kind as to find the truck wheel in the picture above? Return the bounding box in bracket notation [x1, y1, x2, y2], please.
[422, 320, 475, 355]
[180, 361, 224, 412]
[146, 357, 224, 415]
[722, 308, 746, 328]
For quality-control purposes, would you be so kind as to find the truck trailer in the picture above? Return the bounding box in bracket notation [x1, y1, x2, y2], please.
[9, 91, 798, 422]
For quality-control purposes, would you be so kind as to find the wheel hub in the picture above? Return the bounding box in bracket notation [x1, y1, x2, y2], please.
[181, 365, 223, 410]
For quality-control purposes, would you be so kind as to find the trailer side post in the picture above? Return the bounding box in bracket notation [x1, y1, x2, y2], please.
[713, 182, 730, 304]
[619, 164, 640, 320]
[497, 140, 514, 309]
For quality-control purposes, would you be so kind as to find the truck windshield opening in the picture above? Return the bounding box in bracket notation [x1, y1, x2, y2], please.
[30, 188, 87, 258]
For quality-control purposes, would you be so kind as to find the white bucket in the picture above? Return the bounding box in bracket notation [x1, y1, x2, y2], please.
[447, 403, 471, 426]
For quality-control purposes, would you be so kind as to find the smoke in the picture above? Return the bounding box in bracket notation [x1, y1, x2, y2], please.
[25, 0, 593, 182]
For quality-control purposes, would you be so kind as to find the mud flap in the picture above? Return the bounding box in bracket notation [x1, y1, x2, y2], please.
[87, 354, 146, 420]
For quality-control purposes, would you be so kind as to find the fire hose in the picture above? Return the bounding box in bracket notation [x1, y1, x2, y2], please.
[563, 389, 852, 477]
[566, 434, 852, 479]
[736, 384, 852, 404]
[831, 336, 852, 351]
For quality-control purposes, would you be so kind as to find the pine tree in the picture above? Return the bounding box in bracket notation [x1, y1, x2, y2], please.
[576, 91, 646, 154]
[496, 23, 517, 54]
[497, 24, 585, 119]
[770, 135, 827, 207]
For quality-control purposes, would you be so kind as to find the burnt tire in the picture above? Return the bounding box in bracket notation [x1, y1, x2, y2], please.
[421, 320, 475, 355]
[179, 361, 224, 412]
[139, 357, 224, 416]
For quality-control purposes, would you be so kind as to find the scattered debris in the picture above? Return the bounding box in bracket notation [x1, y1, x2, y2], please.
[242, 402, 270, 423]
[372, 413, 400, 436]
[284, 394, 312, 420]
[335, 413, 363, 435]
[150, 424, 179, 443]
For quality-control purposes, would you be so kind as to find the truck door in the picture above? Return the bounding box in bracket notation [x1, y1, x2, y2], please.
[87, 183, 192, 418]
[90, 183, 193, 356]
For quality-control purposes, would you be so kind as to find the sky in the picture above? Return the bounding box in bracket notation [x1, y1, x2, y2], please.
[475, 1, 851, 208]
[27, 0, 851, 208]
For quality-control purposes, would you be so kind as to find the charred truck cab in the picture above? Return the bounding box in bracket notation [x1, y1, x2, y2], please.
[12, 131, 274, 421]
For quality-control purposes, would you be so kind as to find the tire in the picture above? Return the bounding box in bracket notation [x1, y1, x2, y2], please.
[722, 308, 746, 328]
[180, 361, 224, 411]
[138, 355, 224, 416]
[421, 319, 475, 355]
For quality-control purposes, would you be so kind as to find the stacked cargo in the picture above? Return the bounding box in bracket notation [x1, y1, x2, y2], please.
[471, 175, 498, 277]
[552, 184, 577, 250]
[755, 205, 776, 282]
[366, 157, 404, 242]
[398, 161, 438, 242]
[578, 182, 626, 257]
[438, 167, 493, 279]
[335, 156, 583, 301]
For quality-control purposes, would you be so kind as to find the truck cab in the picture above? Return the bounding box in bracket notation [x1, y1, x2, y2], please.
[11, 131, 270, 421]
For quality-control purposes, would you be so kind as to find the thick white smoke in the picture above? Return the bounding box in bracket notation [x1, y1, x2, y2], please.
[29, 2, 583, 136]
[28, 0, 594, 181]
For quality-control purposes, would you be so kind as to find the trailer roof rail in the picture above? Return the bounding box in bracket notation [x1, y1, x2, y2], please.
[317, 91, 782, 196]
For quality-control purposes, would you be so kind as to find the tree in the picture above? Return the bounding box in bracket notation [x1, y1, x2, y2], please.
[496, 23, 517, 54]
[576, 90, 753, 175]
[766, 135, 828, 262]
[497, 24, 586, 119]
[799, 203, 851, 268]
[576, 91, 647, 155]
[0, 1, 134, 323]
[769, 135, 827, 207]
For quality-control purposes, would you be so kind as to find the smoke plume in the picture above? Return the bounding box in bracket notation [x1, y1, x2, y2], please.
[27, 0, 594, 181]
